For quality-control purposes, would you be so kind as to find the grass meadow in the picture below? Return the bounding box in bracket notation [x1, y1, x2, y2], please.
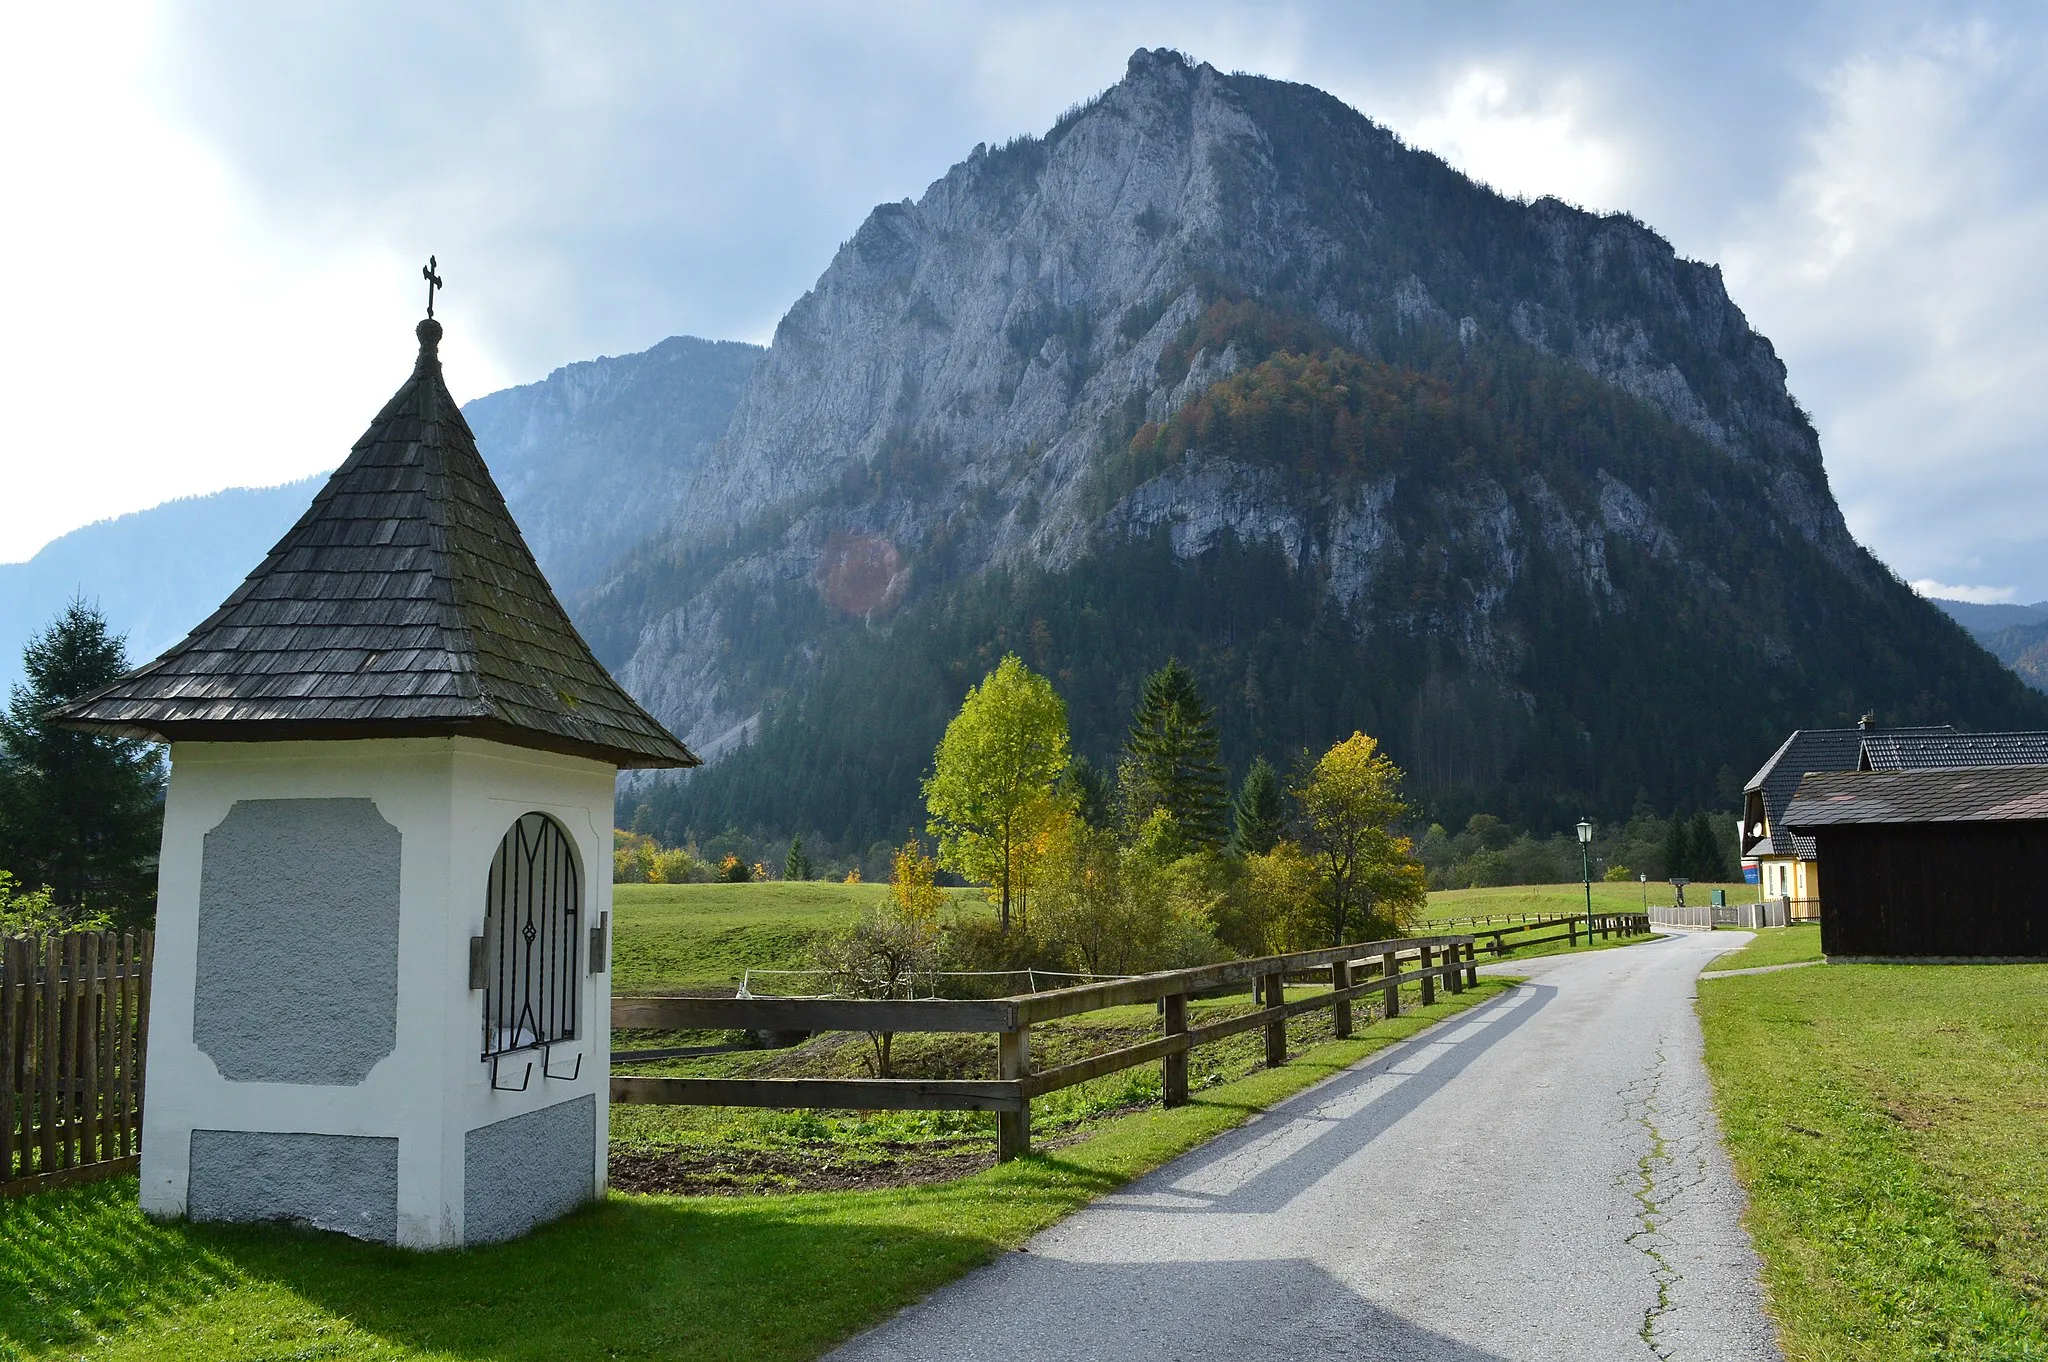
[0, 986, 1512, 1361]
[0, 878, 1671, 1359]
[1699, 953, 2048, 1358]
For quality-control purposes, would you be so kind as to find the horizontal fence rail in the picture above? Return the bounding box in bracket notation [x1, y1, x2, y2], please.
[2, 931, 153, 1197]
[613, 914, 1651, 1161]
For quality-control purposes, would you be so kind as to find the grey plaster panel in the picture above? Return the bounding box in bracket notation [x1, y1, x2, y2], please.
[196, 798, 401, 1084]
[187, 1129, 398, 1244]
[464, 1094, 595, 1244]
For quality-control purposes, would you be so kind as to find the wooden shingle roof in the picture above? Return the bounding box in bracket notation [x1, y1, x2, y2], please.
[51, 318, 698, 770]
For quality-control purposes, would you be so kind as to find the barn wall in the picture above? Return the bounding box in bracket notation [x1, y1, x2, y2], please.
[1818, 821, 2048, 958]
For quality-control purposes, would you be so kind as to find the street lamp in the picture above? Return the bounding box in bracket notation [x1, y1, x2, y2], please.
[1577, 819, 1595, 941]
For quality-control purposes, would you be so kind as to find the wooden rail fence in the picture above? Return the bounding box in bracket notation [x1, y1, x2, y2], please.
[1, 931, 153, 1197]
[616, 933, 1493, 1162]
[1467, 912, 1649, 957]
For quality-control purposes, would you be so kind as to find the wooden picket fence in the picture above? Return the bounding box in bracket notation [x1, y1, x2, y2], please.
[1, 931, 153, 1197]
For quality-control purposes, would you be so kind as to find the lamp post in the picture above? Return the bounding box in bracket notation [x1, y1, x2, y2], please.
[1577, 819, 1595, 940]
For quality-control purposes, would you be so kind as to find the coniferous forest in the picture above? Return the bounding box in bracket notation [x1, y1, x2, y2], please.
[614, 316, 2047, 862]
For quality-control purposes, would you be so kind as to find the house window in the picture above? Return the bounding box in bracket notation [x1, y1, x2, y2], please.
[481, 813, 581, 1059]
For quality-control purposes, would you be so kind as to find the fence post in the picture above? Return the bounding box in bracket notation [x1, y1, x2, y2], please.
[1568, 920, 1578, 948]
[1262, 972, 1287, 1067]
[997, 1025, 1031, 1161]
[1, 936, 16, 1183]
[1463, 940, 1479, 989]
[1381, 951, 1400, 1018]
[1443, 942, 1462, 994]
[40, 936, 59, 1175]
[1162, 992, 1189, 1107]
[1419, 945, 1435, 1006]
[1331, 958, 1353, 1039]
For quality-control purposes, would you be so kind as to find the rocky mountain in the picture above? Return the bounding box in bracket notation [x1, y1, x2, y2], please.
[466, 336, 762, 592]
[1930, 598, 2048, 634]
[2, 335, 759, 692]
[1931, 598, 2048, 694]
[591, 48, 2047, 850]
[0, 480, 321, 693]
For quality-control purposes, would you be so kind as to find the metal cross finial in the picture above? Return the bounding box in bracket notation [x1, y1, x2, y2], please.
[422, 256, 444, 318]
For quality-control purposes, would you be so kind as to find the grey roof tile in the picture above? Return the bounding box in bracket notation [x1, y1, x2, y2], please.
[1859, 731, 2048, 770]
[1743, 725, 1956, 836]
[1784, 765, 2048, 828]
[50, 318, 697, 770]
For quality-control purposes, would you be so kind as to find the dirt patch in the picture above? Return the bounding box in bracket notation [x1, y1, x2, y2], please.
[610, 1141, 996, 1196]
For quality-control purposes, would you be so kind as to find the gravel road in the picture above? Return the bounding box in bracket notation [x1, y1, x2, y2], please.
[828, 930, 1782, 1361]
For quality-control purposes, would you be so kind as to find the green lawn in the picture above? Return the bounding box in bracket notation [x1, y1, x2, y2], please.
[611, 880, 1698, 995]
[1698, 962, 2048, 1358]
[610, 882, 988, 992]
[1698, 924, 1824, 973]
[1422, 881, 1755, 921]
[0, 984, 1512, 1361]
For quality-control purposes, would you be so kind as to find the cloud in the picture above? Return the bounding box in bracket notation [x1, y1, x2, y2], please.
[1397, 66, 1629, 212]
[0, 2, 514, 564]
[1911, 580, 2018, 604]
[1718, 16, 2048, 594]
[6, 0, 2048, 602]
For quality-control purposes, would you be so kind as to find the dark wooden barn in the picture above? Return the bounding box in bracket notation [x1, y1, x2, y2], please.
[1783, 765, 2048, 960]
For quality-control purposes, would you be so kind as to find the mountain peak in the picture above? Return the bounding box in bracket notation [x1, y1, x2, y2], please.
[583, 58, 2047, 843]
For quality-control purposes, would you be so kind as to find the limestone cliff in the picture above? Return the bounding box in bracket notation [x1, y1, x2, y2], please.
[579, 49, 2040, 843]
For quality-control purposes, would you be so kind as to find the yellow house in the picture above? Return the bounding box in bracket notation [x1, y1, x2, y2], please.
[1741, 721, 1953, 920]
[1743, 723, 2048, 918]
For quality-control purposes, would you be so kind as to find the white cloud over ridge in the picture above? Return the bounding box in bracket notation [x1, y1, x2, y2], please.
[2, 1, 2045, 599]
[1912, 581, 2018, 605]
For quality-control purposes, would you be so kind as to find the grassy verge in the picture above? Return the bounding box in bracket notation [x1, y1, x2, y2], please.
[0, 982, 1512, 1362]
[1698, 924, 1823, 973]
[1698, 962, 2048, 1359]
[614, 980, 1473, 1193]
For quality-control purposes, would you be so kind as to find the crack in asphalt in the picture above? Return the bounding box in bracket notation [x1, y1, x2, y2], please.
[1623, 1039, 1680, 1358]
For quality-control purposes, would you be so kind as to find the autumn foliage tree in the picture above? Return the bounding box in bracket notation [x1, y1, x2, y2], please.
[1293, 732, 1426, 945]
[923, 654, 1070, 930]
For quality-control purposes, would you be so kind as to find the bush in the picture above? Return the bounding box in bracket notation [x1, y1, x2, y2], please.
[0, 869, 108, 935]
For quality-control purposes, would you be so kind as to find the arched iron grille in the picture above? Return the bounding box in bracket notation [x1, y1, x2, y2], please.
[482, 813, 581, 1059]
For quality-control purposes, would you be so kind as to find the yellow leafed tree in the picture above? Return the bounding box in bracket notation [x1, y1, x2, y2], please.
[923, 654, 1071, 930]
[1293, 732, 1426, 945]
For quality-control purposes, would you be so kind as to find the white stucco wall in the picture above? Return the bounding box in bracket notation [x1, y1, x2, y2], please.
[142, 736, 614, 1248]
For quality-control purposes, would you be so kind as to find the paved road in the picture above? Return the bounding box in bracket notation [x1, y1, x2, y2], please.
[829, 931, 1782, 1362]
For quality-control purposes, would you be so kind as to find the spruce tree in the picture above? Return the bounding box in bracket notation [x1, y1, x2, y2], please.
[1122, 659, 1228, 850]
[0, 600, 164, 923]
[1230, 756, 1286, 856]
[784, 835, 813, 882]
[1061, 755, 1112, 830]
[1659, 816, 1688, 880]
[1688, 813, 1729, 881]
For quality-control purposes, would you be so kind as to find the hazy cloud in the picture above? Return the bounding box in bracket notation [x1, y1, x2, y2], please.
[3, 1, 2045, 598]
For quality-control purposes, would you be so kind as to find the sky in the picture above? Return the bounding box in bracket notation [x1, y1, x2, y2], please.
[2, 1, 2045, 601]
